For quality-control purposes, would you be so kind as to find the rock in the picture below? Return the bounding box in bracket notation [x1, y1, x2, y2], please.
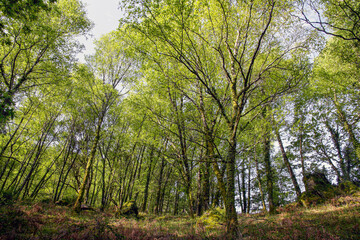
[55, 195, 77, 206]
[196, 207, 225, 230]
[303, 172, 331, 192]
[80, 204, 95, 211]
[300, 172, 338, 207]
[115, 200, 138, 218]
[299, 172, 360, 208]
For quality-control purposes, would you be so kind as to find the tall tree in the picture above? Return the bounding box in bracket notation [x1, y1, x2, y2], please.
[73, 30, 136, 212]
[0, 0, 91, 125]
[120, 0, 311, 235]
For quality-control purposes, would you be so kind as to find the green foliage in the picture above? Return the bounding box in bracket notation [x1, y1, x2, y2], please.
[0, 0, 57, 36]
[0, 0, 92, 125]
[0, 0, 360, 239]
[196, 207, 226, 230]
[339, 181, 360, 195]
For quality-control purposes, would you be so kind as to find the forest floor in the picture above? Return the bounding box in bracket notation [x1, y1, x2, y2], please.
[0, 193, 360, 239]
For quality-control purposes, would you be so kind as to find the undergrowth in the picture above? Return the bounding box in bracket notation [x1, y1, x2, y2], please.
[0, 192, 359, 239]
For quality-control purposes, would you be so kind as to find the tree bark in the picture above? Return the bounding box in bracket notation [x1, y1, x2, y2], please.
[142, 147, 155, 212]
[73, 115, 104, 213]
[263, 130, 275, 214]
[275, 128, 301, 198]
[254, 147, 266, 211]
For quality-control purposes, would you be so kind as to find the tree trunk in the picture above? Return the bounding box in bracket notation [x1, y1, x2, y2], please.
[247, 164, 251, 214]
[154, 157, 166, 214]
[142, 148, 154, 212]
[333, 96, 360, 160]
[325, 121, 349, 181]
[225, 136, 239, 236]
[254, 147, 267, 212]
[263, 131, 275, 214]
[173, 181, 180, 215]
[73, 115, 103, 213]
[275, 128, 301, 198]
[196, 163, 203, 216]
[241, 162, 247, 213]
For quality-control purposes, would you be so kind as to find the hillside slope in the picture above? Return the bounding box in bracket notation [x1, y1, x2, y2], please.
[0, 192, 359, 239]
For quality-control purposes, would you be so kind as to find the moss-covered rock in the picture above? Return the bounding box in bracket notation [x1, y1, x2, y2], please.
[55, 195, 77, 206]
[303, 172, 330, 192]
[115, 200, 138, 218]
[300, 173, 360, 207]
[196, 207, 225, 230]
[300, 172, 340, 207]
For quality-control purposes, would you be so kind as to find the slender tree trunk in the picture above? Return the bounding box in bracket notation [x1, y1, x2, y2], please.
[263, 130, 275, 214]
[299, 124, 306, 179]
[247, 164, 251, 214]
[196, 163, 203, 216]
[73, 115, 104, 213]
[275, 128, 301, 198]
[241, 162, 247, 213]
[155, 157, 166, 214]
[225, 135, 239, 236]
[333, 96, 360, 160]
[159, 168, 172, 214]
[142, 148, 154, 212]
[325, 121, 349, 181]
[173, 181, 180, 215]
[237, 171, 244, 213]
[203, 157, 211, 211]
[254, 147, 267, 212]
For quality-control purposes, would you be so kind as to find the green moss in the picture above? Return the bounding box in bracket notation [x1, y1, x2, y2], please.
[300, 192, 322, 208]
[115, 200, 139, 219]
[300, 172, 349, 207]
[196, 207, 225, 230]
[339, 181, 360, 195]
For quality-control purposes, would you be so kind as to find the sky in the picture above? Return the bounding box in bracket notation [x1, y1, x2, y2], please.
[77, 0, 122, 61]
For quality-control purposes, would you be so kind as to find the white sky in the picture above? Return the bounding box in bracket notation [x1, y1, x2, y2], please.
[77, 0, 122, 62]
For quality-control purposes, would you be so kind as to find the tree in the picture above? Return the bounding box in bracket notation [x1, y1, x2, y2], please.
[300, 0, 360, 42]
[0, 0, 91, 125]
[299, 0, 360, 164]
[73, 30, 137, 212]
[120, 0, 311, 235]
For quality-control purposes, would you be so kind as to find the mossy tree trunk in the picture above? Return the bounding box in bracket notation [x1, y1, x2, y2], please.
[263, 129, 275, 214]
[198, 85, 227, 211]
[241, 161, 247, 213]
[225, 135, 239, 236]
[142, 147, 155, 212]
[73, 114, 104, 213]
[154, 157, 166, 214]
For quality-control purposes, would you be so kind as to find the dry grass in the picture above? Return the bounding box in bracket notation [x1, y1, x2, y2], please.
[239, 193, 360, 240]
[0, 193, 359, 239]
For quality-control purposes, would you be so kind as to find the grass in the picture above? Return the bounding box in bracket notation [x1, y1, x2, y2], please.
[240, 193, 360, 240]
[0, 193, 359, 239]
